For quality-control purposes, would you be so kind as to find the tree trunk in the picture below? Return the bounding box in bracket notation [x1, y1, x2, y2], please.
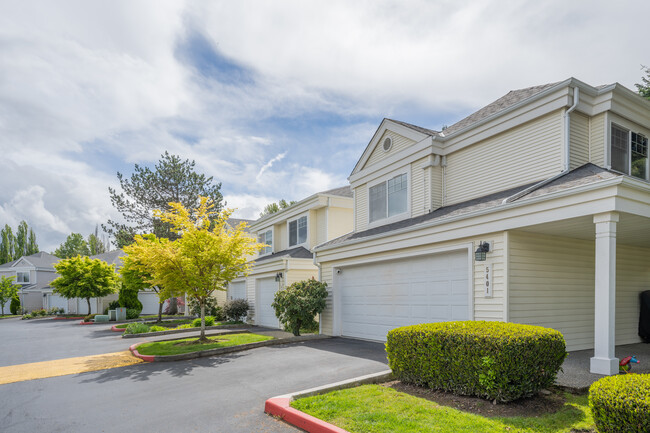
[168, 296, 178, 315]
[86, 298, 91, 315]
[199, 299, 207, 342]
[1, 305, 4, 315]
[157, 302, 163, 323]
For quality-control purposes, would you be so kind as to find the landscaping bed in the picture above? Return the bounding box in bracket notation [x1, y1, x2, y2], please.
[135, 333, 273, 356]
[117, 320, 248, 337]
[290, 382, 595, 433]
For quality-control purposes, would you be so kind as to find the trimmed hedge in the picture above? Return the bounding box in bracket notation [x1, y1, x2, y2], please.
[589, 374, 650, 433]
[386, 321, 567, 402]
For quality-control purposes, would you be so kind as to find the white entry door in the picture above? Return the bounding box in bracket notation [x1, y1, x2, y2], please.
[257, 277, 280, 328]
[228, 281, 246, 300]
[338, 250, 469, 341]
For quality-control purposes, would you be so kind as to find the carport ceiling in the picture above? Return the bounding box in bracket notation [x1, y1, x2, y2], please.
[515, 213, 650, 247]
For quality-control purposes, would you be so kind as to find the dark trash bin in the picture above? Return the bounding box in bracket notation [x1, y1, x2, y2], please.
[639, 290, 650, 343]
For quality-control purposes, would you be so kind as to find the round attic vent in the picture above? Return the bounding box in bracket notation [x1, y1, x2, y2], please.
[383, 137, 392, 152]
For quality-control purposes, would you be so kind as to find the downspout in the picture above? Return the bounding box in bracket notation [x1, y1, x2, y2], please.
[502, 86, 580, 204]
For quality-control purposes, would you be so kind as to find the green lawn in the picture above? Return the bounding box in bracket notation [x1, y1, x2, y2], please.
[291, 385, 594, 433]
[136, 333, 273, 356]
[115, 320, 242, 330]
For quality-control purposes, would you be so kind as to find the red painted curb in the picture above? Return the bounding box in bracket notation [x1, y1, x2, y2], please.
[264, 397, 349, 433]
[129, 343, 155, 362]
[79, 321, 95, 325]
[111, 325, 126, 332]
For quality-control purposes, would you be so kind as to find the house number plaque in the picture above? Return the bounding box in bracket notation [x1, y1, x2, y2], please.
[484, 264, 492, 298]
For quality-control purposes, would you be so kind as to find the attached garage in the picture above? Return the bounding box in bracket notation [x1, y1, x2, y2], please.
[336, 249, 470, 341]
[138, 291, 160, 315]
[47, 294, 68, 313]
[256, 277, 280, 328]
[228, 281, 246, 301]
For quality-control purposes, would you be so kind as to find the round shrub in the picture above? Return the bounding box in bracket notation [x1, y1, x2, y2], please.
[589, 373, 650, 433]
[272, 278, 327, 336]
[126, 308, 141, 320]
[223, 298, 249, 322]
[124, 322, 150, 335]
[193, 316, 215, 327]
[386, 321, 567, 403]
[118, 285, 143, 311]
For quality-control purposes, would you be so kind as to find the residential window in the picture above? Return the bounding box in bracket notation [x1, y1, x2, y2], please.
[369, 173, 408, 223]
[16, 272, 30, 283]
[288, 216, 307, 247]
[257, 229, 272, 255]
[611, 124, 649, 180]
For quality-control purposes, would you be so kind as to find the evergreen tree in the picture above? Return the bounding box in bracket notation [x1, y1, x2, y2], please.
[636, 65, 650, 100]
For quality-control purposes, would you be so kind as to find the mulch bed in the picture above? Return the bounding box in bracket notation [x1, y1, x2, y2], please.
[381, 381, 568, 418]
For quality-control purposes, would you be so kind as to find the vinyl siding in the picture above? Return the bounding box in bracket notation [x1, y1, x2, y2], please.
[327, 207, 354, 241]
[410, 156, 428, 217]
[315, 208, 327, 246]
[286, 269, 318, 286]
[445, 110, 564, 205]
[508, 231, 647, 351]
[431, 165, 442, 210]
[589, 112, 606, 167]
[570, 112, 590, 169]
[364, 130, 417, 169]
[275, 223, 287, 252]
[354, 185, 368, 232]
[318, 233, 506, 336]
[214, 289, 227, 306]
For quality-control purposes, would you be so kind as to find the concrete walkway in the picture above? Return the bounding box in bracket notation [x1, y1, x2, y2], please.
[556, 342, 650, 390]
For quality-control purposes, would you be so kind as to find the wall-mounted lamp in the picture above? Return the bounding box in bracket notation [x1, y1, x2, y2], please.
[336, 269, 342, 275]
[475, 242, 490, 262]
[275, 272, 283, 282]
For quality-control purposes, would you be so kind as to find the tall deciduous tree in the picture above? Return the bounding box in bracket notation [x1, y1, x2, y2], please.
[0, 221, 39, 263]
[54, 233, 90, 259]
[15, 221, 28, 259]
[0, 275, 18, 316]
[87, 225, 107, 255]
[0, 225, 15, 264]
[51, 256, 118, 314]
[103, 151, 224, 248]
[27, 229, 39, 255]
[636, 65, 650, 100]
[259, 199, 296, 217]
[124, 197, 262, 342]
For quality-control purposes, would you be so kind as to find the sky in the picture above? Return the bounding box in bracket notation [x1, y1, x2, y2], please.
[0, 0, 648, 252]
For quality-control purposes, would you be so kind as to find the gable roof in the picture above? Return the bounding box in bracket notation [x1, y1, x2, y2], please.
[319, 186, 353, 198]
[90, 250, 127, 268]
[318, 164, 620, 250]
[227, 218, 255, 233]
[253, 246, 313, 263]
[0, 251, 60, 269]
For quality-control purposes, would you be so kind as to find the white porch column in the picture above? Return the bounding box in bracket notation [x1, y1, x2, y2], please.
[590, 212, 619, 375]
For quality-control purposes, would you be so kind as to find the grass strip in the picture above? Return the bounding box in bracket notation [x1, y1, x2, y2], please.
[115, 320, 242, 330]
[291, 385, 594, 433]
[136, 333, 273, 356]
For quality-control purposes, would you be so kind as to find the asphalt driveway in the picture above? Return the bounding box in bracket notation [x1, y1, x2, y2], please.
[0, 318, 388, 432]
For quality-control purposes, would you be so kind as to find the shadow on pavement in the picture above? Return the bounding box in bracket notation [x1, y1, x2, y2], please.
[77, 352, 244, 384]
[268, 337, 388, 364]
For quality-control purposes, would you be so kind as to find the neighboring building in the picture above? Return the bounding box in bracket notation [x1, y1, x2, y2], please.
[0, 250, 128, 314]
[313, 78, 650, 375]
[230, 187, 353, 328]
[0, 252, 59, 313]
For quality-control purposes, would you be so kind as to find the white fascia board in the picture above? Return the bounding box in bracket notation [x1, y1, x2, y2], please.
[11, 257, 34, 268]
[351, 119, 434, 176]
[249, 195, 324, 231]
[249, 257, 314, 274]
[349, 137, 437, 186]
[315, 177, 625, 261]
[609, 98, 650, 128]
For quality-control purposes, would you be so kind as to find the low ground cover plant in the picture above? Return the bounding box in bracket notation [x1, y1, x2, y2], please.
[291, 384, 594, 433]
[117, 318, 242, 333]
[386, 321, 567, 403]
[589, 373, 650, 432]
[124, 322, 150, 335]
[135, 333, 273, 356]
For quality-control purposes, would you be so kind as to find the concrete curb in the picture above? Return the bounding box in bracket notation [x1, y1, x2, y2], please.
[111, 325, 125, 332]
[129, 334, 329, 362]
[121, 324, 249, 338]
[264, 370, 393, 433]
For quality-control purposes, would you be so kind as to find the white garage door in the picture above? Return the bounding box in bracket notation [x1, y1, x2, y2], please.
[339, 250, 469, 341]
[257, 277, 280, 328]
[47, 294, 68, 313]
[138, 292, 160, 315]
[228, 281, 246, 300]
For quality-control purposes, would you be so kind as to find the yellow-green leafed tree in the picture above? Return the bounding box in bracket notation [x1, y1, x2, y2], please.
[124, 197, 264, 342]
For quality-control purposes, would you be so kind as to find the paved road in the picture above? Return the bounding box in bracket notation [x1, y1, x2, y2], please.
[0, 318, 388, 432]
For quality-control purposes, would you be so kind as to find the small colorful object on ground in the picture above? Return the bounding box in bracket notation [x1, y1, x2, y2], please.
[619, 355, 639, 373]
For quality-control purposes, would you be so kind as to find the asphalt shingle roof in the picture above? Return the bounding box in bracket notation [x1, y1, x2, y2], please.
[253, 246, 313, 263]
[318, 164, 619, 249]
[0, 251, 60, 268]
[319, 186, 353, 198]
[90, 250, 127, 268]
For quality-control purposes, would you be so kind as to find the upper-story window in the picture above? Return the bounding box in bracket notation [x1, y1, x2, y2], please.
[369, 173, 408, 223]
[288, 215, 307, 247]
[611, 124, 649, 181]
[16, 271, 30, 283]
[257, 229, 273, 255]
